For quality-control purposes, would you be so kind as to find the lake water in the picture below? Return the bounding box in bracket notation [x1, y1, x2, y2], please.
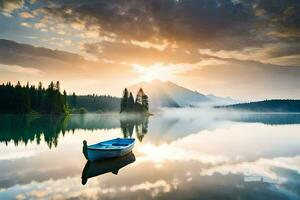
[1, 109, 300, 200]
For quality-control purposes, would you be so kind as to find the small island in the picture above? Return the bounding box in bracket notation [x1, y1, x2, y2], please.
[120, 88, 150, 114]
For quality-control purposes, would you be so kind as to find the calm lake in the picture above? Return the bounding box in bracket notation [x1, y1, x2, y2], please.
[1, 109, 300, 200]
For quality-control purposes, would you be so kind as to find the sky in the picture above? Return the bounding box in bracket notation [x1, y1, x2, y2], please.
[0, 0, 299, 100]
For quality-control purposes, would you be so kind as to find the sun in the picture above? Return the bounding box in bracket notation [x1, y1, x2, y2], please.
[133, 63, 172, 82]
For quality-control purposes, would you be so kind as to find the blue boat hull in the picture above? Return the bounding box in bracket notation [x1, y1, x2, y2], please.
[83, 138, 135, 161]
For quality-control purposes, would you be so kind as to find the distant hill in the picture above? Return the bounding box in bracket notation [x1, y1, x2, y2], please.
[128, 79, 236, 109]
[216, 100, 300, 113]
[67, 95, 120, 112]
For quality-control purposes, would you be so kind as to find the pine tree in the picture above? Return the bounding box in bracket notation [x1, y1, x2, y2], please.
[135, 88, 144, 105]
[72, 92, 77, 108]
[63, 90, 67, 105]
[120, 88, 129, 113]
[142, 94, 149, 111]
[37, 81, 43, 109]
[55, 81, 60, 92]
[128, 92, 135, 111]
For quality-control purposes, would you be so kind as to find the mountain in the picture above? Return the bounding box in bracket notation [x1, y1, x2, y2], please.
[128, 80, 236, 109]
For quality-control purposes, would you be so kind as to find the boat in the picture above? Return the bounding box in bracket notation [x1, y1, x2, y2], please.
[82, 138, 135, 161]
[81, 152, 136, 185]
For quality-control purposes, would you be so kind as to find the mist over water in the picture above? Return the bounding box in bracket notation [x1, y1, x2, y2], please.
[1, 109, 300, 200]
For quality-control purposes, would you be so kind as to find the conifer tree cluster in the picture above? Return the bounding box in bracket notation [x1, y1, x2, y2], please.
[0, 81, 68, 114]
[120, 88, 149, 113]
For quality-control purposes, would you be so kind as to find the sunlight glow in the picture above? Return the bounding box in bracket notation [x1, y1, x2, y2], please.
[133, 63, 172, 82]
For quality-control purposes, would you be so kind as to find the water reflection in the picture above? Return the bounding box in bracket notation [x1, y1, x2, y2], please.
[0, 115, 69, 148]
[225, 113, 300, 125]
[81, 152, 136, 185]
[0, 114, 149, 147]
[120, 115, 148, 141]
[0, 111, 300, 200]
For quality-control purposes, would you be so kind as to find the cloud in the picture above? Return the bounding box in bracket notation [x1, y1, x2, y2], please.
[20, 22, 32, 28]
[0, 39, 137, 95]
[18, 11, 34, 18]
[0, 64, 41, 75]
[0, 0, 24, 16]
[26, 0, 298, 67]
[199, 40, 300, 67]
[82, 40, 201, 65]
[40, 0, 257, 50]
[36, 0, 298, 49]
[180, 59, 300, 100]
[0, 39, 85, 69]
[254, 0, 300, 38]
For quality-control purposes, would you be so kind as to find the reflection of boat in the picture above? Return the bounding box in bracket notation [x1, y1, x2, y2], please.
[82, 138, 135, 161]
[81, 152, 136, 185]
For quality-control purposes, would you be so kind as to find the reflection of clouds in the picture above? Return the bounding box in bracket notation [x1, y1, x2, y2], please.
[129, 180, 171, 197]
[0, 141, 48, 161]
[137, 123, 300, 166]
[137, 143, 229, 165]
[1, 115, 300, 199]
[0, 151, 39, 160]
[8, 176, 175, 200]
[200, 156, 300, 183]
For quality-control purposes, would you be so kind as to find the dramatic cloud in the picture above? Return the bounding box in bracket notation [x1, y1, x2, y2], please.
[38, 0, 300, 50]
[0, 0, 299, 98]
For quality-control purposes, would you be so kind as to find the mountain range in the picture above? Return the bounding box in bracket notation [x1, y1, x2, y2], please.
[128, 80, 237, 109]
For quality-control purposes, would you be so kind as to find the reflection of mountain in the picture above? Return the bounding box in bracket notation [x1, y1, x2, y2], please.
[81, 152, 135, 185]
[129, 80, 236, 109]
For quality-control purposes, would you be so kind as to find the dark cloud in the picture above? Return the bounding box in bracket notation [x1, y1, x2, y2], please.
[268, 42, 300, 58]
[39, 0, 258, 50]
[0, 39, 133, 80]
[0, 39, 84, 72]
[37, 0, 300, 52]
[255, 0, 300, 37]
[0, 39, 84, 63]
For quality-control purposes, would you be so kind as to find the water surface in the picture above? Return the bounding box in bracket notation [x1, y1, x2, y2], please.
[1, 110, 300, 200]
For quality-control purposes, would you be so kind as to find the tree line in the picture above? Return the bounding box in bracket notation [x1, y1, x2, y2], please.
[216, 99, 300, 113]
[0, 81, 71, 114]
[120, 88, 149, 113]
[68, 94, 120, 113]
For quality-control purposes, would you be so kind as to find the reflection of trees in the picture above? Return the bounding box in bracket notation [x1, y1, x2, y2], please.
[0, 114, 150, 148]
[230, 114, 300, 125]
[0, 115, 69, 148]
[120, 116, 149, 142]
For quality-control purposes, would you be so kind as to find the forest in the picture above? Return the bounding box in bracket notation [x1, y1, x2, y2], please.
[120, 88, 149, 113]
[0, 81, 68, 114]
[0, 81, 121, 114]
[68, 94, 120, 113]
[217, 100, 300, 112]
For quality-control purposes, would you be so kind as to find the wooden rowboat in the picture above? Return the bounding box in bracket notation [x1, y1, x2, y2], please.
[82, 138, 135, 161]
